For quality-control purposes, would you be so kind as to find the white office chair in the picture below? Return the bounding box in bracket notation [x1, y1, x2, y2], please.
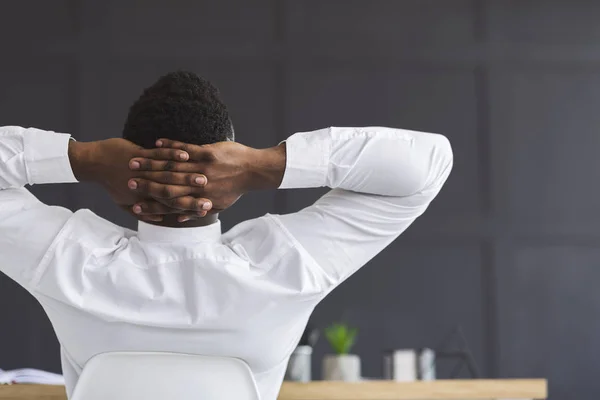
[70, 352, 261, 400]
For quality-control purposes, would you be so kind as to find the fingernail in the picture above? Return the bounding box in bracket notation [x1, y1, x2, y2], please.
[195, 176, 206, 185]
[202, 202, 212, 210]
[180, 216, 190, 223]
[128, 180, 138, 189]
[133, 205, 142, 214]
[130, 161, 140, 170]
[156, 140, 163, 147]
[179, 152, 189, 160]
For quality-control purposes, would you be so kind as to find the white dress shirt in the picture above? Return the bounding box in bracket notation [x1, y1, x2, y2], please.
[0, 125, 452, 400]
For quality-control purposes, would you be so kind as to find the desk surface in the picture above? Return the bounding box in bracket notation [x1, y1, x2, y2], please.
[0, 379, 547, 400]
[279, 380, 547, 399]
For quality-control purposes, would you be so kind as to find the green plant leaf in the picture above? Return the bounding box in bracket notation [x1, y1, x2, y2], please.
[324, 323, 358, 355]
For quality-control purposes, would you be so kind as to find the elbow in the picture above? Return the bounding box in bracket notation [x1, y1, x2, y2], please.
[437, 134, 454, 172]
[367, 131, 454, 197]
[410, 133, 453, 195]
[427, 133, 453, 190]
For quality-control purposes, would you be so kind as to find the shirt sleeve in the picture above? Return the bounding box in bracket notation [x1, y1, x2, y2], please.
[0, 126, 77, 289]
[273, 126, 453, 290]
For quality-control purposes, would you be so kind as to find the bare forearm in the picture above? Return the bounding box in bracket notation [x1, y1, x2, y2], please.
[246, 143, 286, 191]
[68, 140, 99, 182]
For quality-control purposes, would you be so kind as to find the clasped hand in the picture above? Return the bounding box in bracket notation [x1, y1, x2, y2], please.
[129, 139, 253, 223]
[92, 138, 252, 223]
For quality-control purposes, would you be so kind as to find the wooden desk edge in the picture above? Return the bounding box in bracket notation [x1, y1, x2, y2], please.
[0, 384, 66, 400]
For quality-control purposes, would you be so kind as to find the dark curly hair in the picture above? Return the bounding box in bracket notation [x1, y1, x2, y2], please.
[123, 71, 234, 149]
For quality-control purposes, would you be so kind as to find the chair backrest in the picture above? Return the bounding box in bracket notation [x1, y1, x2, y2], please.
[70, 352, 261, 400]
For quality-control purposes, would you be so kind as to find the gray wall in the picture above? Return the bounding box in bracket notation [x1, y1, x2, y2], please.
[1, 1, 599, 398]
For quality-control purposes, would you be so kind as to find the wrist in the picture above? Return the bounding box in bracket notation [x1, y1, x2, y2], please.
[68, 140, 98, 182]
[246, 143, 286, 191]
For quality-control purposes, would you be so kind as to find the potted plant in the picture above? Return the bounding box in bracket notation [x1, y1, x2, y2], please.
[322, 322, 360, 381]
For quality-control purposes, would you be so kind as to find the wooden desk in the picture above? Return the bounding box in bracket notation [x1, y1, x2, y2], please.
[0, 384, 65, 400]
[0, 379, 547, 400]
[279, 380, 547, 399]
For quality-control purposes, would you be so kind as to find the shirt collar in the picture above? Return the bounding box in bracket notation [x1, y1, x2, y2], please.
[137, 220, 222, 243]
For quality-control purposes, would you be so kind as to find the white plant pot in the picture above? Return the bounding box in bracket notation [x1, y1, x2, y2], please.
[322, 354, 361, 381]
[285, 346, 313, 382]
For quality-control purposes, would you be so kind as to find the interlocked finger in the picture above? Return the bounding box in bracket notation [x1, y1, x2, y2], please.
[131, 200, 210, 217]
[128, 179, 197, 199]
[138, 147, 189, 161]
[129, 158, 199, 172]
[132, 171, 207, 187]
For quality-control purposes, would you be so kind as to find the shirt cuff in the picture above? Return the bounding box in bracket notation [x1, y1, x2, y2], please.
[279, 127, 330, 189]
[24, 128, 78, 185]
